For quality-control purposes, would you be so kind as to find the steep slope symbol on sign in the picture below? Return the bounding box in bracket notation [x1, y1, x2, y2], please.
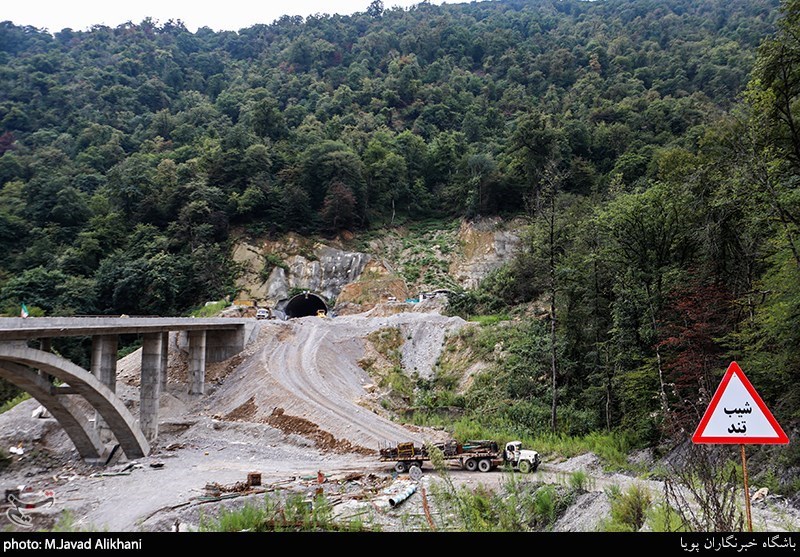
[692, 361, 788, 444]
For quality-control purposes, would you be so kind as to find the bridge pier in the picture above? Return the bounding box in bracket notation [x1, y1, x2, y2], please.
[188, 330, 206, 395]
[160, 332, 169, 391]
[90, 335, 118, 441]
[91, 335, 118, 392]
[0, 317, 254, 463]
[205, 328, 245, 362]
[140, 333, 163, 442]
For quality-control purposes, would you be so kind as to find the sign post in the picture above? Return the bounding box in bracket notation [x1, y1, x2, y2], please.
[692, 361, 789, 532]
[740, 444, 751, 533]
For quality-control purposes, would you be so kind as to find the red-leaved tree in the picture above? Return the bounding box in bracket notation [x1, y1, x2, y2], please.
[0, 132, 16, 155]
[320, 181, 356, 232]
[657, 277, 734, 438]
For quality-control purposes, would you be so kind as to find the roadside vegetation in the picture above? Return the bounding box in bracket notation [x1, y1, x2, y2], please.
[198, 493, 372, 532]
[421, 444, 580, 531]
[189, 300, 229, 318]
[0, 392, 30, 414]
[3, 0, 800, 532]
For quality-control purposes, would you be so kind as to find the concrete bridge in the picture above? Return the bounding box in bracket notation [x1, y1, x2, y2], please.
[0, 317, 258, 464]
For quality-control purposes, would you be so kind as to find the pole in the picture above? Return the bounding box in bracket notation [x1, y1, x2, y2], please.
[740, 444, 753, 532]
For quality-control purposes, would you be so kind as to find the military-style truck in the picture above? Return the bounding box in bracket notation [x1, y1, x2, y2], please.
[379, 439, 540, 474]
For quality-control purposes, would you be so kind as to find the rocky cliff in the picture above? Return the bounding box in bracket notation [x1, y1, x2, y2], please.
[231, 217, 523, 311]
[232, 233, 370, 305]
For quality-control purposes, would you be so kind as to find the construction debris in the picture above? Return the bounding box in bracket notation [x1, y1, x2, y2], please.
[388, 484, 417, 508]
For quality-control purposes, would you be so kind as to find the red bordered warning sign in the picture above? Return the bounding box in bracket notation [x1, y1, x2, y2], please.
[692, 362, 789, 444]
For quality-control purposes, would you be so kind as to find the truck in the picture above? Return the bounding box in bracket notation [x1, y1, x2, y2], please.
[503, 440, 541, 473]
[379, 440, 540, 474]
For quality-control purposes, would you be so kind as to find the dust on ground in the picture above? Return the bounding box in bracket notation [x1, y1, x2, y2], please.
[1, 307, 799, 532]
[222, 399, 374, 456]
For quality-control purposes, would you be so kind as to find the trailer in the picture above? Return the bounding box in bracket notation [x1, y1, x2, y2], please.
[379, 440, 541, 474]
[379, 440, 503, 473]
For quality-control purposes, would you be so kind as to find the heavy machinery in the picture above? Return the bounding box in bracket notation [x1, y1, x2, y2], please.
[379, 439, 501, 473]
[380, 439, 539, 474]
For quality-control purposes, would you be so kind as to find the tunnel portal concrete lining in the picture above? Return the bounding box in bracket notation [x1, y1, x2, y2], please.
[283, 292, 328, 318]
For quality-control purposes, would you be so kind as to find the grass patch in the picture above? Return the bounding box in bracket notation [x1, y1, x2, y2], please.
[468, 314, 510, 326]
[568, 470, 593, 492]
[199, 493, 371, 532]
[367, 327, 404, 365]
[426, 444, 578, 531]
[259, 253, 289, 281]
[0, 392, 31, 414]
[529, 431, 637, 471]
[379, 369, 414, 403]
[190, 300, 228, 317]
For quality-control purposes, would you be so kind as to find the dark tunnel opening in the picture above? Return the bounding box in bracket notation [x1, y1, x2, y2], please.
[283, 292, 328, 319]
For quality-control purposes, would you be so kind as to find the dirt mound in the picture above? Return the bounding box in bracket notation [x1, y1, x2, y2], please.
[555, 453, 603, 473]
[553, 491, 611, 532]
[220, 398, 374, 456]
[265, 408, 374, 456]
[222, 396, 258, 422]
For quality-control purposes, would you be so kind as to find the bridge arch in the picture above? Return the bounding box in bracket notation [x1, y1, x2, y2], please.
[0, 362, 106, 461]
[0, 343, 149, 461]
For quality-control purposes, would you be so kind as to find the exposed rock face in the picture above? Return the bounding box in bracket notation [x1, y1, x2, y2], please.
[232, 237, 371, 305]
[232, 217, 523, 311]
[449, 217, 523, 289]
[265, 246, 370, 302]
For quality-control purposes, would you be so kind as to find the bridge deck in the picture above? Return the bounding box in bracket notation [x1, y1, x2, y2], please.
[0, 317, 251, 340]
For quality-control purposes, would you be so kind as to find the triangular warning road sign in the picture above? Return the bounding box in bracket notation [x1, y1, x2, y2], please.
[692, 362, 789, 444]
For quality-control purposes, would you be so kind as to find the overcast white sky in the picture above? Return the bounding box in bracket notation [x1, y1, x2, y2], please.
[3, 1, 450, 34]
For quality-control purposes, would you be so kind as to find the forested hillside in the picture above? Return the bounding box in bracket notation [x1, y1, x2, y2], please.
[2, 0, 800, 467]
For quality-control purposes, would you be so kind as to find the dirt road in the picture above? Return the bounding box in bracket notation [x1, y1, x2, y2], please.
[0, 310, 466, 531]
[0, 309, 798, 532]
[200, 312, 464, 450]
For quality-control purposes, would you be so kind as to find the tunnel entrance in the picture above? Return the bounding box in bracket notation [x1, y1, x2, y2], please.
[283, 292, 328, 318]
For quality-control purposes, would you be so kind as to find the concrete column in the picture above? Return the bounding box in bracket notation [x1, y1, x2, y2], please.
[188, 330, 207, 395]
[90, 335, 118, 442]
[140, 333, 163, 442]
[205, 329, 245, 362]
[160, 331, 169, 392]
[91, 335, 118, 393]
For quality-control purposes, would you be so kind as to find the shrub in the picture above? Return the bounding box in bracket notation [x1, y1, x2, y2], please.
[569, 470, 592, 492]
[602, 484, 653, 531]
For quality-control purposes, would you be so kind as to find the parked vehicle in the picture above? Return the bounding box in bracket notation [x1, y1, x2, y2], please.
[256, 308, 270, 319]
[503, 441, 541, 473]
[379, 439, 540, 474]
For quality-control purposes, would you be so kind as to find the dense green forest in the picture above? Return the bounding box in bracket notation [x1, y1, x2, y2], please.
[2, 0, 800, 472]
